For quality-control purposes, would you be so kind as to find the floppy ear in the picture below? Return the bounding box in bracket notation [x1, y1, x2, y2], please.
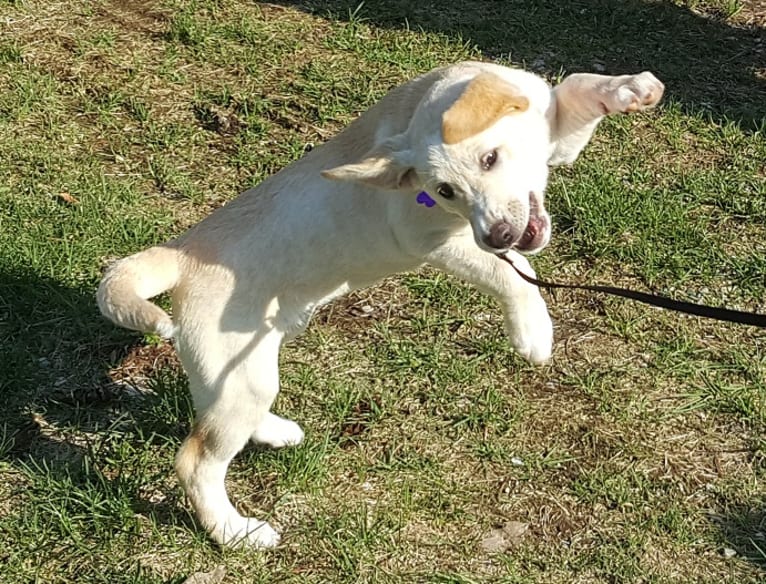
[321, 143, 418, 191]
[442, 72, 529, 145]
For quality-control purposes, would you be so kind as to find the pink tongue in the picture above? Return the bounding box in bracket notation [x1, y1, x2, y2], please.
[519, 219, 540, 248]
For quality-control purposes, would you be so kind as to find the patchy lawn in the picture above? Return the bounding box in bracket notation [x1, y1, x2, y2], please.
[0, 0, 764, 582]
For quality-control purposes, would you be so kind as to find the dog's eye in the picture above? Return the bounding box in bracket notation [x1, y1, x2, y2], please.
[481, 149, 498, 171]
[436, 183, 455, 199]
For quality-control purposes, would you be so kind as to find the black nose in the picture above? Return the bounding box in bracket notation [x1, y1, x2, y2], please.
[484, 221, 516, 250]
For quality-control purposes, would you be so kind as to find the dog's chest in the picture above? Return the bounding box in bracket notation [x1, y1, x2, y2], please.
[283, 283, 353, 339]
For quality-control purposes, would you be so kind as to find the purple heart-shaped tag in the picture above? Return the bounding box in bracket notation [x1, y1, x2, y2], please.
[416, 191, 436, 208]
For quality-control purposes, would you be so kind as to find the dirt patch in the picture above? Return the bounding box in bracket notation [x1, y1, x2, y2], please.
[98, 0, 170, 36]
[108, 341, 181, 386]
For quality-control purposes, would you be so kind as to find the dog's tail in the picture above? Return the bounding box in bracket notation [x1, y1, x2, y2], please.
[97, 246, 181, 338]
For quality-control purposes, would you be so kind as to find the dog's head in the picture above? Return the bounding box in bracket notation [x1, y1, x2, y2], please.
[322, 69, 552, 255]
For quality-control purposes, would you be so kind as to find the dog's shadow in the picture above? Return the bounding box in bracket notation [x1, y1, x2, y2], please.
[272, 0, 765, 130]
[0, 266, 199, 532]
[710, 503, 766, 568]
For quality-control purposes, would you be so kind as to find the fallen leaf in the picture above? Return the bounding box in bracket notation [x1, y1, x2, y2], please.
[181, 565, 226, 584]
[56, 192, 79, 205]
[479, 529, 508, 553]
[502, 520, 529, 541]
[479, 521, 529, 553]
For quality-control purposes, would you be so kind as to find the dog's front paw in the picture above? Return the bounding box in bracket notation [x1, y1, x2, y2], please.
[601, 72, 664, 114]
[508, 314, 553, 365]
[506, 298, 553, 365]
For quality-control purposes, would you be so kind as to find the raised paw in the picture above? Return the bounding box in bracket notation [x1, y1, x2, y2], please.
[252, 413, 305, 449]
[601, 71, 665, 114]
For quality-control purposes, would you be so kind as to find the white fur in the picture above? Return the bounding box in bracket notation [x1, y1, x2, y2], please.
[97, 61, 663, 548]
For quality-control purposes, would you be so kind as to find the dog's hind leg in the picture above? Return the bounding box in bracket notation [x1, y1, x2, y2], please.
[251, 412, 304, 448]
[175, 331, 285, 549]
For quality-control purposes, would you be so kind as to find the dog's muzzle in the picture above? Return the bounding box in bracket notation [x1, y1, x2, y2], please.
[482, 193, 550, 254]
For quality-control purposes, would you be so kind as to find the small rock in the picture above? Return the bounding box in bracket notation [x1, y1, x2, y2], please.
[722, 547, 737, 559]
[511, 456, 524, 466]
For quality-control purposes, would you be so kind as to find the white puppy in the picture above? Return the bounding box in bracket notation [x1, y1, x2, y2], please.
[97, 61, 663, 548]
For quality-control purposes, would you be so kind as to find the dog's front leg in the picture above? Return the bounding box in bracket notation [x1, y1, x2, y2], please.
[548, 71, 664, 166]
[426, 238, 552, 364]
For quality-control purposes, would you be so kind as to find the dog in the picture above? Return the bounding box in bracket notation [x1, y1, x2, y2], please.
[97, 61, 664, 548]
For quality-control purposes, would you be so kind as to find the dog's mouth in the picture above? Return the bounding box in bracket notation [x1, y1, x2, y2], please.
[515, 215, 547, 252]
[478, 193, 550, 254]
[514, 195, 550, 254]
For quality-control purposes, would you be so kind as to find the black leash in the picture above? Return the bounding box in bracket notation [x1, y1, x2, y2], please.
[497, 255, 766, 329]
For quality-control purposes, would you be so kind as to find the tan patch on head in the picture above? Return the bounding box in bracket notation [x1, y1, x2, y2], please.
[442, 72, 529, 145]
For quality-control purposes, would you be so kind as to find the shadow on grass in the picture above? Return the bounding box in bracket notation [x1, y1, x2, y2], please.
[711, 503, 766, 570]
[0, 265, 196, 532]
[0, 266, 118, 415]
[274, 0, 765, 130]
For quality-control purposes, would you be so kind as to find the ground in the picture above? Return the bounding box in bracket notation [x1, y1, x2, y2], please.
[0, 1, 764, 582]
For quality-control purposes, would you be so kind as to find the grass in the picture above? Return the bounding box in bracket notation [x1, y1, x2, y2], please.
[0, 0, 765, 582]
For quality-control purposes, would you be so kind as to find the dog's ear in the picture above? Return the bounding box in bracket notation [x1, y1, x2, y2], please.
[442, 72, 529, 145]
[321, 142, 417, 191]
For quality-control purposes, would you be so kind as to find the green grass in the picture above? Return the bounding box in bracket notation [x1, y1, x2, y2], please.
[1, 0, 765, 582]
